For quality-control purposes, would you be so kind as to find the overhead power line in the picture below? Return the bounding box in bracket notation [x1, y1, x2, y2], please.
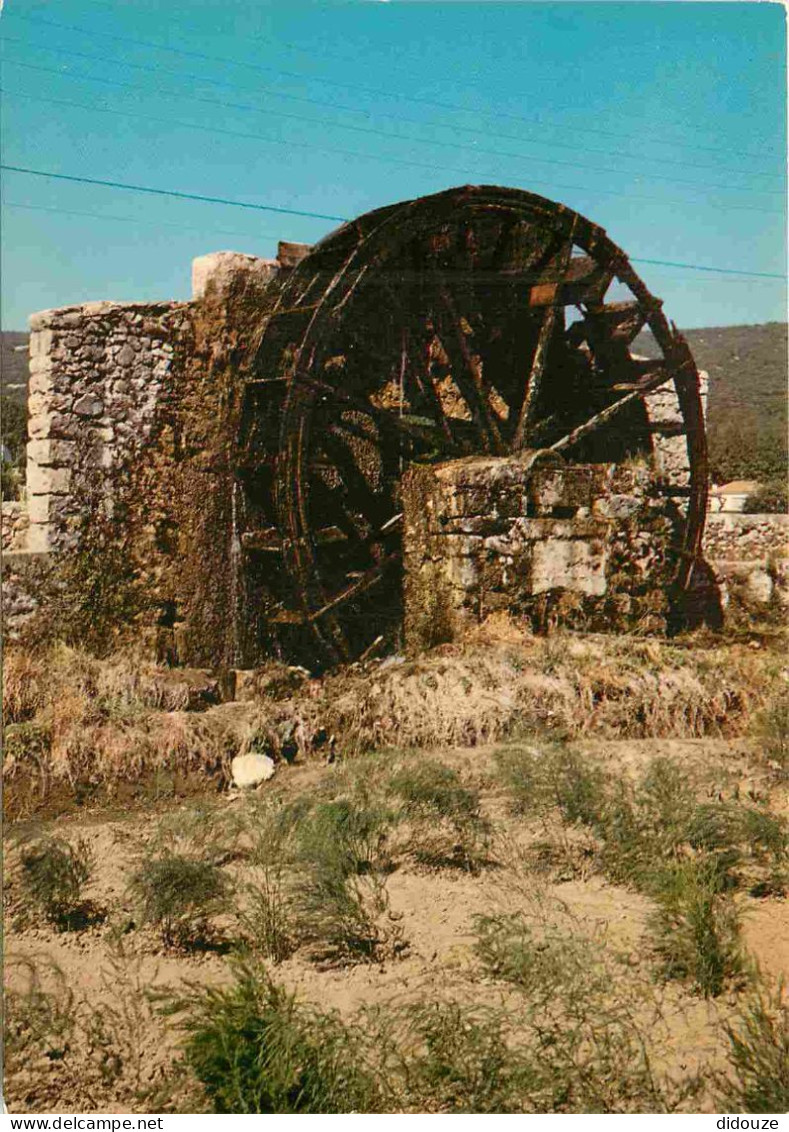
[10, 11, 784, 168]
[0, 165, 347, 223]
[2, 200, 284, 241]
[2, 164, 784, 280]
[1, 38, 784, 185]
[4, 200, 780, 288]
[2, 56, 783, 201]
[4, 86, 785, 218]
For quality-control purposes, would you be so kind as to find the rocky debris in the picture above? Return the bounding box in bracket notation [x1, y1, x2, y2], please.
[230, 752, 276, 789]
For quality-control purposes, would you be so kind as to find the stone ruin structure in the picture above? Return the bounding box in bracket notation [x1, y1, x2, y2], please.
[3, 186, 786, 667]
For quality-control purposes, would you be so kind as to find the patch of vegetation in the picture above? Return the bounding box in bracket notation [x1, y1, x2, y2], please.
[236, 866, 296, 964]
[3, 956, 75, 1067]
[291, 798, 397, 963]
[401, 1002, 537, 1113]
[16, 836, 95, 930]
[129, 853, 229, 949]
[1, 392, 27, 498]
[387, 758, 490, 869]
[650, 857, 745, 998]
[743, 479, 788, 514]
[473, 911, 611, 1009]
[755, 695, 789, 775]
[494, 747, 786, 995]
[716, 980, 789, 1113]
[168, 964, 389, 1113]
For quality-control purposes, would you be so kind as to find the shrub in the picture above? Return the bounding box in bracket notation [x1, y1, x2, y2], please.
[754, 696, 789, 774]
[717, 980, 789, 1113]
[17, 836, 94, 929]
[3, 956, 75, 1067]
[129, 854, 229, 948]
[292, 798, 397, 963]
[403, 1002, 535, 1113]
[170, 965, 388, 1113]
[742, 480, 788, 514]
[650, 857, 745, 998]
[388, 759, 490, 869]
[236, 867, 296, 964]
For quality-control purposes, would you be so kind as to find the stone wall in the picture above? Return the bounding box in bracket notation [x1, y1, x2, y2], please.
[403, 455, 679, 650]
[26, 300, 188, 553]
[5, 250, 286, 662]
[703, 513, 789, 562]
[1, 501, 29, 553]
[645, 372, 709, 489]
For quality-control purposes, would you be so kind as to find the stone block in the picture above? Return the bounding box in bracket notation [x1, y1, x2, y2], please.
[191, 251, 279, 299]
[26, 462, 71, 496]
[531, 538, 608, 596]
[29, 328, 54, 357]
[28, 411, 74, 440]
[20, 525, 49, 554]
[27, 438, 76, 467]
[27, 494, 51, 524]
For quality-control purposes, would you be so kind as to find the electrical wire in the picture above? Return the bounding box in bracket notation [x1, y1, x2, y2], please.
[1, 43, 784, 187]
[2, 169, 784, 280]
[9, 11, 784, 167]
[1, 55, 783, 199]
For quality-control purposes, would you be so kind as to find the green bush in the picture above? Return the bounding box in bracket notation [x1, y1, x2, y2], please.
[17, 837, 93, 929]
[388, 759, 490, 869]
[754, 696, 789, 774]
[170, 965, 388, 1113]
[650, 857, 745, 998]
[717, 980, 789, 1112]
[742, 480, 788, 514]
[236, 868, 296, 964]
[292, 798, 396, 963]
[129, 854, 229, 948]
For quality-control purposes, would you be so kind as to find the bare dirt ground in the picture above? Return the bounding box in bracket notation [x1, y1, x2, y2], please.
[4, 729, 788, 1114]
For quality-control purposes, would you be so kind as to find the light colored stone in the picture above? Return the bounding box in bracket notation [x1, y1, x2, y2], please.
[741, 569, 774, 605]
[27, 494, 51, 524]
[27, 438, 76, 466]
[26, 463, 71, 496]
[192, 251, 279, 300]
[531, 538, 608, 596]
[230, 753, 276, 789]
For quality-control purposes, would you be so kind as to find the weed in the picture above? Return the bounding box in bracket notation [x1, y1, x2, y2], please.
[403, 1002, 536, 1113]
[128, 853, 229, 949]
[291, 798, 398, 962]
[754, 696, 789, 774]
[473, 911, 611, 1010]
[650, 857, 745, 998]
[3, 956, 75, 1066]
[388, 758, 490, 869]
[717, 979, 789, 1113]
[236, 866, 296, 963]
[16, 836, 95, 929]
[168, 964, 389, 1113]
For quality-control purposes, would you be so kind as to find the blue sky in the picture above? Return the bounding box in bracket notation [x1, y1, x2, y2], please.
[1, 0, 786, 330]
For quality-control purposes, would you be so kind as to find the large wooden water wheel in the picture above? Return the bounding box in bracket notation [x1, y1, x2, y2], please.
[238, 184, 707, 667]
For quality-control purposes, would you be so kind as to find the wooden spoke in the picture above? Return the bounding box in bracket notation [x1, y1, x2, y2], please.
[513, 238, 575, 451]
[548, 369, 672, 455]
[437, 288, 505, 454]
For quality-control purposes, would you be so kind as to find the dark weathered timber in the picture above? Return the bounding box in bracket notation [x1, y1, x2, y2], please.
[238, 184, 708, 666]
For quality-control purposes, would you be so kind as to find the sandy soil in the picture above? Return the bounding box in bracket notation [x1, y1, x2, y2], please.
[4, 737, 787, 1114]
